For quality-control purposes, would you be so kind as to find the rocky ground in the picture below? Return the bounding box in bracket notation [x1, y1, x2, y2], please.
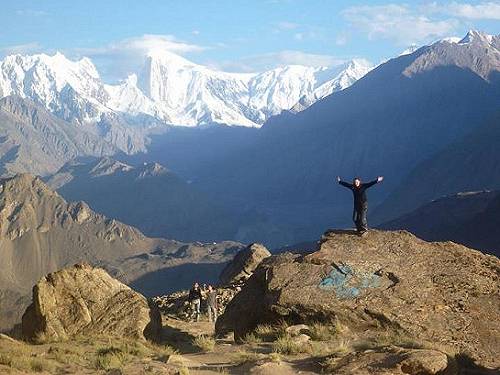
[0, 230, 498, 374]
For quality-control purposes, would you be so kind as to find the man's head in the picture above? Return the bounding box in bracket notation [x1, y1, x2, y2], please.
[208, 285, 213, 291]
[193, 282, 199, 289]
[353, 177, 361, 187]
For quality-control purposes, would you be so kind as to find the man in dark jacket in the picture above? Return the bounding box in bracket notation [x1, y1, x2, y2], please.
[206, 285, 218, 323]
[337, 176, 383, 233]
[188, 282, 203, 322]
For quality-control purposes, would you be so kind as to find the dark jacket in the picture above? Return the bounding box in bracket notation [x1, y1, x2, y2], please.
[188, 287, 202, 301]
[339, 179, 378, 209]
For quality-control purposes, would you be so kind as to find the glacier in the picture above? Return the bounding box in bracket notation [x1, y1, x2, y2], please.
[0, 49, 373, 128]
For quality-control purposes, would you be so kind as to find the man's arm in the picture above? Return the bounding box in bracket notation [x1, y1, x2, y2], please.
[363, 176, 384, 188]
[337, 176, 352, 188]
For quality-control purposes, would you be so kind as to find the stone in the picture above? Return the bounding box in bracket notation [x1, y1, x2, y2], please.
[292, 333, 311, 345]
[400, 349, 449, 374]
[219, 243, 271, 285]
[329, 347, 449, 375]
[21, 263, 161, 342]
[216, 230, 500, 369]
[285, 324, 310, 336]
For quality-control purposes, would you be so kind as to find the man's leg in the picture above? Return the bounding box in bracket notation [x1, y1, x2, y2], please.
[208, 305, 213, 322]
[359, 205, 368, 232]
[212, 306, 218, 322]
[353, 209, 361, 231]
[194, 299, 201, 322]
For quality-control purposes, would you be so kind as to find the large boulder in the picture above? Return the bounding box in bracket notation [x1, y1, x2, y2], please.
[216, 230, 500, 369]
[219, 243, 271, 285]
[22, 263, 161, 341]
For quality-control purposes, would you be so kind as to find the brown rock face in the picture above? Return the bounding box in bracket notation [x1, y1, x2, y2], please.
[216, 230, 500, 369]
[219, 243, 271, 285]
[330, 347, 449, 375]
[21, 263, 161, 342]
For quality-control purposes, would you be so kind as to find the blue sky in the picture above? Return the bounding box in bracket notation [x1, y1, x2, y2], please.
[1, 1, 499, 81]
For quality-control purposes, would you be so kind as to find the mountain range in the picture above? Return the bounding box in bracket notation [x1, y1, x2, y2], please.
[0, 174, 243, 331]
[0, 50, 372, 128]
[174, 30, 500, 246]
[46, 157, 241, 242]
[0, 30, 499, 250]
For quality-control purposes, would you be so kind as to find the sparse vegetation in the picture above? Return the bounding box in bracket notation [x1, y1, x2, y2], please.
[0, 333, 186, 374]
[241, 332, 263, 344]
[151, 343, 178, 362]
[268, 352, 282, 363]
[93, 345, 130, 370]
[353, 331, 423, 351]
[254, 324, 277, 341]
[178, 367, 190, 375]
[272, 334, 311, 355]
[309, 322, 337, 341]
[30, 357, 57, 373]
[193, 335, 216, 352]
[232, 350, 264, 364]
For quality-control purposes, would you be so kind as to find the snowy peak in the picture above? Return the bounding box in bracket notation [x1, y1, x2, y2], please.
[0, 50, 373, 128]
[0, 52, 109, 123]
[291, 59, 374, 112]
[459, 30, 495, 45]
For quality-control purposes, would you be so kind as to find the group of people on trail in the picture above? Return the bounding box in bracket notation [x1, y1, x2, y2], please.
[187, 282, 218, 323]
[337, 175, 384, 234]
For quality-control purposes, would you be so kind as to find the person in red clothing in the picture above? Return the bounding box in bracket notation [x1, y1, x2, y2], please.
[337, 176, 384, 234]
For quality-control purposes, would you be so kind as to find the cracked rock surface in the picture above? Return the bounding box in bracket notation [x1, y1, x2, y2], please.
[216, 229, 500, 368]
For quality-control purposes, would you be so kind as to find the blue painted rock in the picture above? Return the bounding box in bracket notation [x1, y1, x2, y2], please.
[216, 230, 500, 369]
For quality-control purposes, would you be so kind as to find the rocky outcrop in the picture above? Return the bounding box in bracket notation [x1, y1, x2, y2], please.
[219, 243, 271, 285]
[329, 347, 449, 375]
[216, 230, 500, 369]
[22, 263, 161, 341]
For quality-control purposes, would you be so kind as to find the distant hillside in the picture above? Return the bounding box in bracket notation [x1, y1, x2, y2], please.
[183, 31, 500, 247]
[374, 111, 500, 223]
[47, 157, 241, 242]
[380, 190, 500, 257]
[0, 174, 243, 331]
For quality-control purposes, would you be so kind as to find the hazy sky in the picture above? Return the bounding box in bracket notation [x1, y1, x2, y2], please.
[1, 1, 499, 81]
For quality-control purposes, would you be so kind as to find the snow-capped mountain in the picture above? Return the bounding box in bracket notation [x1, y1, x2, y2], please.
[105, 50, 375, 127]
[0, 50, 373, 128]
[0, 52, 109, 123]
[291, 59, 373, 112]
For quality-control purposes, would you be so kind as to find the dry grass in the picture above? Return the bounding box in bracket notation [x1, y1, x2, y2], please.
[253, 324, 277, 341]
[93, 345, 130, 370]
[353, 331, 423, 351]
[232, 350, 264, 365]
[193, 335, 216, 352]
[309, 322, 337, 341]
[268, 352, 282, 363]
[241, 332, 263, 344]
[0, 333, 182, 374]
[272, 334, 311, 355]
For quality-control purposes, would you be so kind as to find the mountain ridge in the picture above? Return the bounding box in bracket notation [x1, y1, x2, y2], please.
[0, 49, 373, 128]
